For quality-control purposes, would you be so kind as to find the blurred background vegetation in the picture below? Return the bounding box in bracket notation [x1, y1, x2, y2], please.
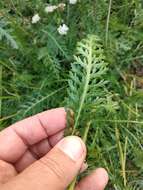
[0, 0, 143, 189]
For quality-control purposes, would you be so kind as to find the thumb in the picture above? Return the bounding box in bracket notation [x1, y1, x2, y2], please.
[2, 136, 86, 190]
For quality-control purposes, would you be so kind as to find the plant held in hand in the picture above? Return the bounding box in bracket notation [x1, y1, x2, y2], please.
[66, 35, 108, 189]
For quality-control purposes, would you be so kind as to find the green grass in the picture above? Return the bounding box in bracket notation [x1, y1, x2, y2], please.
[0, 0, 143, 189]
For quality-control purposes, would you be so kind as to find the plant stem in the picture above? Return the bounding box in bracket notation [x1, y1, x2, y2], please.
[72, 40, 93, 135]
[105, 0, 112, 46]
[67, 177, 77, 190]
[69, 39, 94, 190]
[68, 122, 91, 190]
[83, 122, 91, 143]
[67, 4, 70, 25]
[115, 127, 128, 187]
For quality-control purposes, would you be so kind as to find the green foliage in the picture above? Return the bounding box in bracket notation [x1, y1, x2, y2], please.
[0, 27, 18, 49]
[0, 0, 143, 189]
[67, 35, 108, 134]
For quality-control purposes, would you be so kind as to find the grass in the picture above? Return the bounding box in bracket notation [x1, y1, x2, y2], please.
[0, 0, 143, 189]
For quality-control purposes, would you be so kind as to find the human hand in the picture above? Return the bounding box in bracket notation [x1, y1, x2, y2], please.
[0, 108, 108, 190]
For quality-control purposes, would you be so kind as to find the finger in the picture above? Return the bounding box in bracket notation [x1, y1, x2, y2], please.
[15, 130, 65, 172]
[0, 160, 17, 184]
[15, 138, 51, 172]
[0, 108, 66, 163]
[2, 136, 86, 190]
[75, 168, 108, 190]
[49, 130, 65, 147]
[14, 137, 98, 177]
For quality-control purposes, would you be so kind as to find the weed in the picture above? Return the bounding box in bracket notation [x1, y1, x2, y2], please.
[0, 1, 143, 189]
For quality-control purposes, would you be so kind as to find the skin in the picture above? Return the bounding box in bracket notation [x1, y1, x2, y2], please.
[0, 108, 108, 190]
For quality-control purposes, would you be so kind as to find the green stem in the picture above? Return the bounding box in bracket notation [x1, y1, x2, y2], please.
[72, 40, 93, 135]
[67, 4, 70, 25]
[68, 122, 91, 190]
[83, 122, 91, 143]
[105, 0, 112, 46]
[69, 38, 95, 190]
[67, 177, 77, 190]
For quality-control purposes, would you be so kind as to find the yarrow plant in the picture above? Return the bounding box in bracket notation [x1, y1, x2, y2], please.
[31, 3, 69, 35]
[44, 3, 66, 13]
[57, 24, 69, 35]
[58, 3, 66, 10]
[1, 1, 143, 189]
[44, 5, 57, 13]
[67, 35, 108, 189]
[69, 0, 78, 5]
[31, 14, 40, 24]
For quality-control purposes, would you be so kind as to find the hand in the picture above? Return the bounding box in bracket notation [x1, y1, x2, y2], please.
[0, 108, 108, 190]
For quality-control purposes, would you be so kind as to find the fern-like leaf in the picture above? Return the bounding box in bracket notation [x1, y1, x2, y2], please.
[0, 27, 18, 49]
[67, 35, 108, 134]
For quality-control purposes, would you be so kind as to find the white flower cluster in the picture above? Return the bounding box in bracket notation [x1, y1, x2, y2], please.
[32, 0, 78, 35]
[57, 24, 69, 35]
[32, 14, 40, 24]
[69, 0, 78, 4]
[44, 3, 66, 13]
[45, 5, 57, 13]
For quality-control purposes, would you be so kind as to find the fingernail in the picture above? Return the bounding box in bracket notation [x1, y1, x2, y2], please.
[57, 136, 84, 161]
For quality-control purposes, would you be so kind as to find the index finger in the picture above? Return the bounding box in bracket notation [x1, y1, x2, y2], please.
[0, 108, 67, 163]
